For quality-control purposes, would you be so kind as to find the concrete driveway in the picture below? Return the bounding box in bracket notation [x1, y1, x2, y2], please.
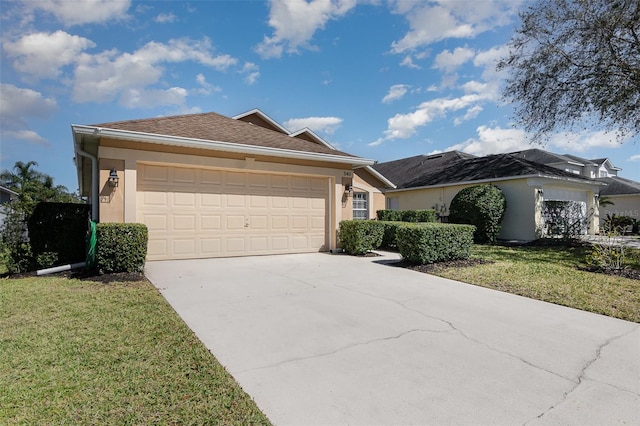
[145, 252, 640, 425]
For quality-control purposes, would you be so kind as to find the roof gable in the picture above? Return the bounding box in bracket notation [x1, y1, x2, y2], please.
[232, 109, 290, 134]
[90, 111, 355, 158]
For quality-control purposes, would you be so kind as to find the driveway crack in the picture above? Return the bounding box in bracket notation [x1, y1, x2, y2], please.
[523, 326, 640, 425]
[333, 283, 585, 384]
[233, 327, 447, 375]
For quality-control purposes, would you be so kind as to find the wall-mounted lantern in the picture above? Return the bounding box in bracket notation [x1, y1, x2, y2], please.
[108, 168, 119, 187]
[345, 183, 353, 196]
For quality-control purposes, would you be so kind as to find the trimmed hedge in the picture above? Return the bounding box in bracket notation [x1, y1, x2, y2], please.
[380, 221, 404, 249]
[95, 223, 148, 273]
[338, 220, 384, 255]
[396, 223, 475, 264]
[376, 209, 437, 222]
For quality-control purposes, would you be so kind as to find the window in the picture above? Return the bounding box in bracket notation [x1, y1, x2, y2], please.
[599, 170, 608, 177]
[352, 192, 368, 220]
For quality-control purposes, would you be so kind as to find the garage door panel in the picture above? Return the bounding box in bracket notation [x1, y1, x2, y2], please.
[138, 164, 327, 260]
[227, 194, 246, 207]
[201, 215, 221, 230]
[202, 193, 221, 207]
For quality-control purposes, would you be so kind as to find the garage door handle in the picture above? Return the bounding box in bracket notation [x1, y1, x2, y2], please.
[245, 218, 249, 228]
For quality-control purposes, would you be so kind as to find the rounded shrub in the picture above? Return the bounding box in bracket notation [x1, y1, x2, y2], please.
[448, 184, 506, 243]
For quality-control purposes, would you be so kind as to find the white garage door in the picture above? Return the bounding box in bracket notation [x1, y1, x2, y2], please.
[137, 164, 328, 260]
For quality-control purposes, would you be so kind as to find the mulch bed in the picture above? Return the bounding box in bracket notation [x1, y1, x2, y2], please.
[1, 269, 148, 284]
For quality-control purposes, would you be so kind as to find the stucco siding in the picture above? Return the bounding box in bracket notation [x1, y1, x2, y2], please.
[600, 194, 640, 226]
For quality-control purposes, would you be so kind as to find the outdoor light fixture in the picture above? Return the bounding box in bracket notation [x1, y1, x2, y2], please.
[108, 168, 119, 187]
[345, 183, 353, 196]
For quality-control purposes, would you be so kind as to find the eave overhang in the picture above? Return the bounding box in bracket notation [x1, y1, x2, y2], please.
[71, 124, 375, 167]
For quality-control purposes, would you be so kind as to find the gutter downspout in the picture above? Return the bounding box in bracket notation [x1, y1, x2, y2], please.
[74, 141, 99, 222]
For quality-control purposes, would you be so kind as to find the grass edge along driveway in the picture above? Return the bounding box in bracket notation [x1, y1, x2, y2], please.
[0, 276, 271, 425]
[427, 244, 640, 323]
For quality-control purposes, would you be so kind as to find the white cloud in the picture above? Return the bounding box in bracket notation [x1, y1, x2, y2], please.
[242, 62, 260, 85]
[119, 87, 188, 109]
[284, 116, 343, 134]
[2, 130, 49, 146]
[438, 126, 623, 157]
[0, 84, 57, 120]
[629, 154, 640, 162]
[3, 30, 95, 80]
[0, 84, 56, 146]
[194, 74, 221, 95]
[399, 55, 421, 69]
[73, 38, 237, 106]
[155, 12, 177, 23]
[442, 125, 530, 155]
[255, 0, 356, 58]
[547, 131, 622, 153]
[390, 1, 521, 53]
[373, 93, 486, 145]
[454, 105, 483, 125]
[433, 47, 475, 73]
[24, 0, 131, 26]
[382, 84, 410, 104]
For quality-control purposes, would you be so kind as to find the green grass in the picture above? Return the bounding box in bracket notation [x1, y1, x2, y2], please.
[430, 244, 640, 323]
[0, 276, 271, 425]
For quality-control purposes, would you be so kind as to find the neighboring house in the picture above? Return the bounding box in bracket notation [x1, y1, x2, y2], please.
[72, 109, 391, 261]
[509, 148, 621, 178]
[0, 185, 18, 227]
[509, 148, 638, 228]
[597, 176, 640, 225]
[372, 152, 605, 241]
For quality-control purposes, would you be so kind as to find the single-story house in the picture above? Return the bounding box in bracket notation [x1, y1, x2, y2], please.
[72, 109, 392, 260]
[372, 151, 606, 241]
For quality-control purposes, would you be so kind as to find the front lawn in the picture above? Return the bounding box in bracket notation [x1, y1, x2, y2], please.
[423, 244, 640, 323]
[0, 276, 271, 425]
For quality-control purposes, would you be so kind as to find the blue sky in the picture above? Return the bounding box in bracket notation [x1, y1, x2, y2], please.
[1, 0, 638, 192]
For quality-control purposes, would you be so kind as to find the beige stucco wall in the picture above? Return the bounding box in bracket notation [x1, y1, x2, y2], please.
[97, 141, 357, 251]
[98, 158, 124, 223]
[388, 179, 537, 240]
[353, 168, 386, 220]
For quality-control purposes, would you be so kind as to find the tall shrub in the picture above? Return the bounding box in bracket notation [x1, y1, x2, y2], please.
[449, 185, 506, 243]
[396, 223, 475, 264]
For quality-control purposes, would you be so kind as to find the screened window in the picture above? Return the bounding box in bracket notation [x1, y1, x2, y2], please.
[353, 192, 368, 220]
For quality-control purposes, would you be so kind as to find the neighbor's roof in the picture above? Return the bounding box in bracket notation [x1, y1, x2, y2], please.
[73, 111, 374, 166]
[0, 185, 18, 196]
[375, 152, 605, 190]
[372, 151, 476, 188]
[597, 176, 640, 196]
[509, 148, 584, 166]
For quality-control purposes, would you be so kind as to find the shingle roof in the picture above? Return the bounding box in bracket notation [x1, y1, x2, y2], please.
[372, 151, 476, 188]
[509, 148, 580, 165]
[375, 152, 602, 189]
[597, 176, 640, 196]
[92, 112, 355, 157]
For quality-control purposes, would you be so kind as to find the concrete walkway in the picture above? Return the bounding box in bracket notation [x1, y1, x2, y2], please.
[146, 252, 640, 425]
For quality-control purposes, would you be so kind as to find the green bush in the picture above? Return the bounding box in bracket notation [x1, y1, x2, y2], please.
[96, 223, 148, 274]
[449, 185, 506, 243]
[376, 209, 437, 222]
[338, 220, 384, 255]
[380, 221, 403, 249]
[396, 223, 475, 264]
[415, 210, 437, 222]
[377, 210, 402, 221]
